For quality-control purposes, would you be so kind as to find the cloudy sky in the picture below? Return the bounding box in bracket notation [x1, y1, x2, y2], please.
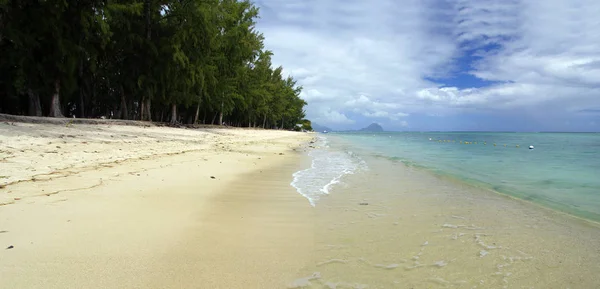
[253, 0, 600, 132]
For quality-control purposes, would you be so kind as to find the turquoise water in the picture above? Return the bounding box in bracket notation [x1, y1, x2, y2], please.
[326, 132, 600, 222]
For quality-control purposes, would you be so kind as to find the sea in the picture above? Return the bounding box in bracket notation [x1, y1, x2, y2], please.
[292, 132, 600, 221]
[288, 131, 600, 288]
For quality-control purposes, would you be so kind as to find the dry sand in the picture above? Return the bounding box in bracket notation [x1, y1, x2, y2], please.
[0, 121, 315, 289]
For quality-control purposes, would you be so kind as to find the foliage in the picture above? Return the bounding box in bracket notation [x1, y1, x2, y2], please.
[0, 0, 307, 129]
[300, 119, 313, 131]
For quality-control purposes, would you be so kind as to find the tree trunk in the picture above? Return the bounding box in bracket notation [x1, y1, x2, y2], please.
[193, 96, 201, 124]
[120, 93, 128, 119]
[144, 98, 152, 121]
[140, 97, 146, 120]
[281, 116, 284, 130]
[91, 78, 97, 117]
[78, 57, 85, 118]
[218, 96, 224, 125]
[262, 114, 267, 128]
[79, 89, 85, 118]
[211, 111, 218, 125]
[27, 89, 42, 116]
[48, 79, 64, 117]
[141, 0, 152, 121]
[203, 108, 207, 124]
[170, 103, 177, 124]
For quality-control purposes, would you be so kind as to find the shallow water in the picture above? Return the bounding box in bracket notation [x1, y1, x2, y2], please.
[291, 136, 365, 206]
[299, 132, 600, 221]
[288, 133, 600, 288]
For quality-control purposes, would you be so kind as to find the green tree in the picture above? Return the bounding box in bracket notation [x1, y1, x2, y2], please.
[0, 0, 308, 129]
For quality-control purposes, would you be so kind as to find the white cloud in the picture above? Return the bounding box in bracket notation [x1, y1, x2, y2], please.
[255, 0, 600, 130]
[255, 0, 456, 129]
[343, 94, 410, 121]
[311, 106, 355, 125]
[362, 111, 389, 118]
[416, 0, 600, 116]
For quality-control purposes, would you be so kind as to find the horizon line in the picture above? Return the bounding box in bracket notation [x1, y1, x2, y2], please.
[322, 130, 600, 133]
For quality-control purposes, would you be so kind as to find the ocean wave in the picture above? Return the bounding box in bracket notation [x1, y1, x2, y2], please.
[291, 136, 366, 206]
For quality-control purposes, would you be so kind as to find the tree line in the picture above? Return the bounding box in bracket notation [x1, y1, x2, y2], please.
[0, 0, 308, 129]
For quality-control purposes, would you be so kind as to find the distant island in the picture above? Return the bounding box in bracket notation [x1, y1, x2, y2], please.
[312, 123, 333, 133]
[359, 123, 384, 132]
[311, 122, 384, 133]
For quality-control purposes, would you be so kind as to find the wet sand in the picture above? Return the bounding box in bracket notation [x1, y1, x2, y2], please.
[0, 122, 315, 289]
[290, 155, 600, 288]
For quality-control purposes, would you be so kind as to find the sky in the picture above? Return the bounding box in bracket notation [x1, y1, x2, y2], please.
[252, 0, 600, 132]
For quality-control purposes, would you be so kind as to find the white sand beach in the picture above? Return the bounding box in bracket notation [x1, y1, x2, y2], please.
[0, 121, 315, 288]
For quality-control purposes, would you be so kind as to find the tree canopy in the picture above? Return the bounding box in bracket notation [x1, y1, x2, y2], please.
[0, 0, 307, 129]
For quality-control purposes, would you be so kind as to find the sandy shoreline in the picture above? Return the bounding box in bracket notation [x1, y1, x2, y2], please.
[297, 149, 600, 288]
[0, 121, 315, 288]
[7, 121, 598, 288]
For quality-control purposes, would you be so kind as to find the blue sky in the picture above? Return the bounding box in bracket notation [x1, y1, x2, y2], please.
[254, 0, 600, 132]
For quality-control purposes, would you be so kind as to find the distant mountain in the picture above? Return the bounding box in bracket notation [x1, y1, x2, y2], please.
[359, 123, 384, 132]
[312, 123, 332, 133]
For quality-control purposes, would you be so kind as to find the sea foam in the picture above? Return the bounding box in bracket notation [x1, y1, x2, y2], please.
[291, 135, 365, 206]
